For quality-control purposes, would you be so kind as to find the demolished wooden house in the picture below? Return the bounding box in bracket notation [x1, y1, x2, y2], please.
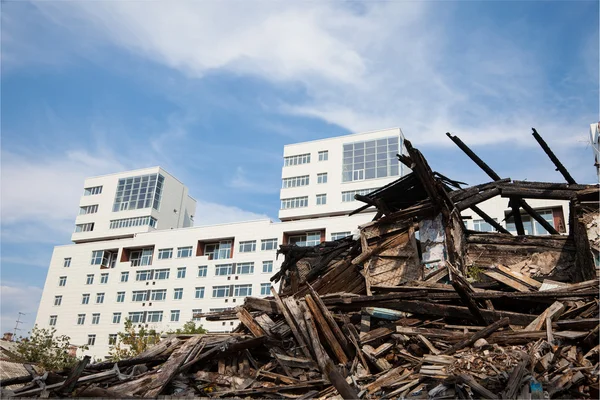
[3, 131, 598, 399]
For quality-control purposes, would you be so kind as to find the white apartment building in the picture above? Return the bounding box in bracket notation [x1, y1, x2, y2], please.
[35, 127, 570, 359]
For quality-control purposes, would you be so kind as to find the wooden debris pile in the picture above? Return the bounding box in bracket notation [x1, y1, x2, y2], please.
[2, 130, 598, 399]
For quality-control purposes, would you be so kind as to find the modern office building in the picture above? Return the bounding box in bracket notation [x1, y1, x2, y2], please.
[35, 127, 570, 359]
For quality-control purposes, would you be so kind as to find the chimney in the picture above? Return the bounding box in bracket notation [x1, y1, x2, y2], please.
[3, 332, 14, 341]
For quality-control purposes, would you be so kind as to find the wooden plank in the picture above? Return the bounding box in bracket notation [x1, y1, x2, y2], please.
[483, 270, 532, 292]
[359, 327, 393, 345]
[270, 287, 313, 360]
[496, 265, 542, 289]
[283, 297, 313, 355]
[450, 266, 489, 325]
[442, 317, 509, 355]
[457, 374, 498, 399]
[57, 356, 90, 395]
[144, 336, 203, 397]
[244, 297, 280, 314]
[236, 306, 266, 338]
[305, 294, 349, 364]
[523, 301, 565, 332]
[417, 334, 440, 355]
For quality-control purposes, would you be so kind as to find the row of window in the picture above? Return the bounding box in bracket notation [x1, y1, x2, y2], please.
[281, 173, 328, 189]
[283, 150, 328, 167]
[83, 186, 102, 196]
[79, 205, 98, 215]
[109, 216, 157, 230]
[341, 188, 378, 203]
[53, 283, 272, 310]
[75, 223, 94, 233]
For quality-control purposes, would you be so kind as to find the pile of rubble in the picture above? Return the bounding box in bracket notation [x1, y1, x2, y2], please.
[2, 131, 598, 399]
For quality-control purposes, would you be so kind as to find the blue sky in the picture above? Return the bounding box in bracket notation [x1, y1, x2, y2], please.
[1, 1, 598, 335]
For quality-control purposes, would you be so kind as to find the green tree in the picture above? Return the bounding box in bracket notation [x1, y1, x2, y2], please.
[108, 319, 161, 361]
[15, 326, 86, 371]
[167, 320, 207, 334]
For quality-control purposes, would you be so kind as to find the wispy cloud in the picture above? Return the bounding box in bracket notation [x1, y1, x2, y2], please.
[228, 166, 279, 194]
[30, 1, 597, 149]
[195, 200, 271, 226]
[0, 283, 43, 336]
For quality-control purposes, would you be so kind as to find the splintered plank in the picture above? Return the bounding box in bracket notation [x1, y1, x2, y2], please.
[236, 306, 266, 338]
[305, 294, 349, 364]
[143, 336, 203, 397]
[442, 317, 509, 355]
[271, 287, 313, 360]
[496, 265, 542, 289]
[523, 301, 565, 332]
[483, 270, 532, 292]
[244, 297, 280, 314]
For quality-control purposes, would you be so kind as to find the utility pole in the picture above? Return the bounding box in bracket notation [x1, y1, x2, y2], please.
[13, 312, 26, 341]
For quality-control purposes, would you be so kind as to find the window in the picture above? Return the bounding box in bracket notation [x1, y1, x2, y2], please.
[136, 270, 153, 281]
[506, 210, 555, 236]
[151, 289, 167, 301]
[341, 188, 378, 202]
[158, 248, 173, 259]
[130, 248, 153, 267]
[132, 291, 148, 302]
[86, 274, 94, 285]
[195, 287, 205, 299]
[121, 272, 129, 282]
[79, 205, 98, 215]
[87, 334, 96, 346]
[112, 312, 122, 324]
[173, 288, 183, 300]
[192, 309, 202, 321]
[342, 136, 400, 182]
[54, 295, 62, 306]
[155, 269, 170, 280]
[77, 314, 86, 325]
[261, 239, 278, 251]
[281, 196, 308, 210]
[63, 258, 71, 268]
[116, 292, 125, 303]
[239, 241, 256, 253]
[212, 285, 230, 298]
[96, 293, 105, 304]
[331, 231, 351, 240]
[147, 311, 163, 323]
[128, 312, 144, 323]
[204, 240, 232, 260]
[84, 186, 102, 196]
[215, 264, 233, 276]
[289, 232, 321, 247]
[284, 153, 310, 166]
[75, 223, 94, 232]
[210, 307, 232, 313]
[100, 273, 109, 284]
[177, 267, 186, 279]
[91, 251, 103, 265]
[316, 194, 327, 205]
[108, 334, 117, 345]
[177, 246, 193, 258]
[318, 150, 328, 161]
[170, 310, 180, 322]
[234, 284, 252, 297]
[49, 315, 57, 326]
[262, 261, 273, 273]
[112, 173, 164, 212]
[82, 294, 90, 305]
[197, 266, 207, 277]
[109, 216, 157, 230]
[92, 313, 100, 325]
[317, 173, 328, 184]
[238, 262, 254, 275]
[473, 219, 498, 232]
[58, 276, 67, 286]
[282, 175, 310, 188]
[260, 283, 271, 295]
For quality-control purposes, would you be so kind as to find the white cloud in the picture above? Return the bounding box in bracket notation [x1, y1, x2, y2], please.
[195, 200, 271, 226]
[228, 166, 279, 194]
[0, 284, 43, 337]
[31, 1, 597, 149]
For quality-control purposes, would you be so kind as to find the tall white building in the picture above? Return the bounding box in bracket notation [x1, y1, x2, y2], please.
[35, 127, 571, 359]
[35, 128, 408, 359]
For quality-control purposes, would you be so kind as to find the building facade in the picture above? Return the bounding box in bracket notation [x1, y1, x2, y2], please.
[35, 127, 570, 359]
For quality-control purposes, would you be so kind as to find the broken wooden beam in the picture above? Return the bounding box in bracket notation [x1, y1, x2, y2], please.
[532, 128, 577, 184]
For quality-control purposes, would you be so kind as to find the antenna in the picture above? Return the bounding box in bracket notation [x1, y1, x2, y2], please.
[13, 312, 26, 341]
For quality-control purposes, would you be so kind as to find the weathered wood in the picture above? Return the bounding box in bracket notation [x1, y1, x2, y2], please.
[305, 294, 349, 364]
[270, 287, 313, 360]
[244, 297, 280, 314]
[495, 264, 542, 289]
[417, 334, 440, 355]
[531, 128, 577, 184]
[501, 356, 529, 399]
[501, 186, 576, 200]
[456, 188, 500, 211]
[442, 317, 509, 355]
[450, 267, 489, 325]
[483, 270, 532, 292]
[359, 327, 394, 345]
[523, 301, 565, 332]
[144, 336, 203, 397]
[213, 380, 327, 397]
[457, 373, 498, 399]
[236, 306, 266, 338]
[57, 355, 90, 395]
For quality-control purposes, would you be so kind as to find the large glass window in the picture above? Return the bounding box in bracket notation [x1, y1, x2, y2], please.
[234, 284, 252, 297]
[128, 312, 144, 323]
[506, 210, 555, 236]
[317, 173, 328, 184]
[84, 186, 102, 196]
[91, 250, 117, 268]
[158, 248, 173, 259]
[109, 216, 157, 230]
[473, 219, 498, 232]
[261, 239, 278, 251]
[205, 240, 232, 260]
[281, 196, 308, 210]
[282, 175, 310, 188]
[150, 289, 167, 301]
[260, 283, 271, 295]
[75, 223, 94, 232]
[212, 285, 230, 298]
[331, 231, 352, 241]
[136, 270, 153, 281]
[342, 136, 400, 182]
[289, 232, 321, 247]
[197, 266, 207, 277]
[177, 246, 193, 258]
[239, 241, 256, 253]
[112, 173, 164, 212]
[147, 311, 163, 323]
[130, 248, 153, 266]
[284, 153, 310, 166]
[195, 287, 205, 298]
[155, 269, 170, 280]
[79, 205, 98, 215]
[262, 261, 273, 273]
[238, 262, 254, 275]
[341, 188, 378, 202]
[215, 264, 233, 276]
[132, 291, 148, 302]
